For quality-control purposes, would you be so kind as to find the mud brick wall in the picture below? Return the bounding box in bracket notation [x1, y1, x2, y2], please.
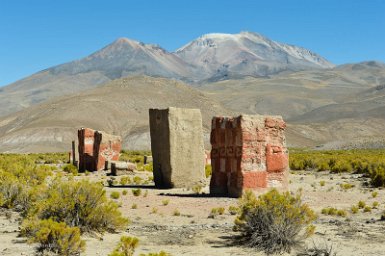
[78, 128, 122, 172]
[149, 107, 206, 188]
[210, 115, 288, 197]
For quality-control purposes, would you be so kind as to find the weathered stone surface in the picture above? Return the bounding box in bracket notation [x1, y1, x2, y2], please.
[210, 115, 288, 197]
[78, 128, 122, 172]
[149, 107, 206, 188]
[111, 161, 136, 176]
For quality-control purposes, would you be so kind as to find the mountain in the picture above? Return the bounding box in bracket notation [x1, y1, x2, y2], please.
[1, 62, 385, 152]
[0, 76, 232, 152]
[175, 32, 334, 81]
[0, 38, 195, 117]
[198, 61, 385, 148]
[199, 61, 385, 119]
[51, 38, 194, 80]
[3, 32, 385, 151]
[0, 32, 333, 117]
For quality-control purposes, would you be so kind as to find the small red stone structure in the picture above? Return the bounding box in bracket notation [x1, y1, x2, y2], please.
[210, 115, 288, 197]
[78, 128, 122, 172]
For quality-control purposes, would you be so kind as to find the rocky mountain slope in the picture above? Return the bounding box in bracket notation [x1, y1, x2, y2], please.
[0, 38, 195, 117]
[199, 61, 385, 148]
[199, 61, 385, 117]
[176, 32, 334, 82]
[0, 32, 333, 117]
[1, 61, 385, 152]
[0, 76, 232, 152]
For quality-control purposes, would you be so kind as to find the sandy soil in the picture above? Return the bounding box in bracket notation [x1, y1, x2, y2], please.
[2, 170, 385, 256]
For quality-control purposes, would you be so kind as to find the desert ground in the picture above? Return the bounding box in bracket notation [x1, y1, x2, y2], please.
[1, 162, 385, 256]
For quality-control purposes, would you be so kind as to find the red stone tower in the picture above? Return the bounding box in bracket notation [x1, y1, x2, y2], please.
[210, 115, 288, 197]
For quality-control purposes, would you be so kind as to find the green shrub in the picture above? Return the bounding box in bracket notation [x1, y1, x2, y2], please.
[132, 188, 141, 197]
[358, 201, 366, 209]
[0, 171, 27, 209]
[133, 176, 143, 184]
[316, 161, 329, 172]
[21, 219, 84, 256]
[29, 153, 67, 164]
[162, 199, 169, 206]
[337, 209, 347, 217]
[289, 149, 385, 181]
[351, 205, 359, 214]
[372, 191, 378, 198]
[120, 177, 131, 186]
[234, 189, 316, 254]
[122, 190, 128, 196]
[228, 205, 239, 215]
[173, 209, 180, 216]
[26, 180, 129, 232]
[0, 154, 50, 182]
[119, 150, 150, 164]
[0, 168, 47, 212]
[151, 207, 158, 214]
[108, 233, 170, 256]
[321, 207, 338, 216]
[331, 160, 353, 173]
[209, 207, 225, 218]
[369, 165, 385, 187]
[364, 206, 372, 213]
[108, 236, 139, 256]
[110, 191, 120, 200]
[289, 158, 305, 170]
[144, 163, 153, 172]
[340, 183, 355, 190]
[319, 180, 326, 187]
[321, 207, 347, 217]
[131, 203, 137, 209]
[372, 201, 379, 209]
[63, 164, 78, 175]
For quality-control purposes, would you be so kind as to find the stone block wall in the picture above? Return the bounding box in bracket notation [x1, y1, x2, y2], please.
[149, 107, 206, 188]
[78, 128, 122, 172]
[210, 115, 288, 197]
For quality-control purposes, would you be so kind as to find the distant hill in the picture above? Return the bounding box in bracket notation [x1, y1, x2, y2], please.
[199, 61, 385, 119]
[199, 61, 385, 148]
[2, 66, 385, 152]
[0, 32, 333, 117]
[0, 76, 232, 152]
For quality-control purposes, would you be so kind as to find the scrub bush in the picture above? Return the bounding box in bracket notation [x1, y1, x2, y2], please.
[26, 180, 129, 232]
[234, 189, 316, 254]
[108, 236, 139, 256]
[62, 164, 78, 175]
[21, 219, 84, 256]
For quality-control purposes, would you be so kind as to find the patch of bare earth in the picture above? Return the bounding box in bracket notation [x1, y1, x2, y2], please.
[2, 170, 385, 255]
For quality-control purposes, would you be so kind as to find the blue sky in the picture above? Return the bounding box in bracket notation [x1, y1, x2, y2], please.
[0, 0, 384, 86]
